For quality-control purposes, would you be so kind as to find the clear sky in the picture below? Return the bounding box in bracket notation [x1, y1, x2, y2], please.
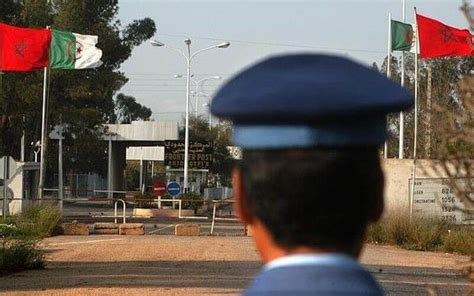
[117, 0, 468, 122]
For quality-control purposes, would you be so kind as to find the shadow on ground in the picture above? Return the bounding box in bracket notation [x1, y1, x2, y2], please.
[0, 261, 471, 295]
[0, 260, 261, 292]
[367, 265, 471, 295]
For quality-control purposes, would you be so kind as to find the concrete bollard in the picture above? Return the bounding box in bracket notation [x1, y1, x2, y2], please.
[92, 223, 119, 235]
[119, 223, 145, 235]
[61, 223, 90, 235]
[175, 224, 200, 236]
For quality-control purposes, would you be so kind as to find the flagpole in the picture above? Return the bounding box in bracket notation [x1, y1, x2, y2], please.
[20, 116, 25, 162]
[38, 65, 48, 202]
[38, 24, 53, 203]
[384, 13, 392, 159]
[409, 7, 419, 223]
[0, 70, 6, 219]
[399, 0, 406, 159]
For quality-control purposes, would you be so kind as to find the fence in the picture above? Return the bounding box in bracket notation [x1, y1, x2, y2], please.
[52, 173, 107, 199]
[122, 197, 243, 236]
[204, 187, 233, 200]
[2, 194, 245, 236]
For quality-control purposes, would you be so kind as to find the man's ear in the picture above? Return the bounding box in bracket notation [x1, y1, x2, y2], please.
[232, 168, 254, 225]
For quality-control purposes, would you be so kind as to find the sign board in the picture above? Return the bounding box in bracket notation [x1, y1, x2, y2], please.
[0, 156, 17, 180]
[410, 178, 474, 225]
[164, 141, 213, 170]
[152, 181, 167, 197]
[167, 182, 181, 196]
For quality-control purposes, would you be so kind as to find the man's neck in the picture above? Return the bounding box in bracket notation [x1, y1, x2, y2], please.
[251, 220, 361, 263]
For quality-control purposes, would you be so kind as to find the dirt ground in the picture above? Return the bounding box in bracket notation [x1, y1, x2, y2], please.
[0, 235, 472, 295]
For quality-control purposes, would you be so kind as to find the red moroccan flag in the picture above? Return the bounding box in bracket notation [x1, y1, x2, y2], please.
[416, 14, 474, 59]
[0, 23, 52, 71]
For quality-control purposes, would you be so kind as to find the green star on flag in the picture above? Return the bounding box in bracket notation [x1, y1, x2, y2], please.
[50, 29, 102, 69]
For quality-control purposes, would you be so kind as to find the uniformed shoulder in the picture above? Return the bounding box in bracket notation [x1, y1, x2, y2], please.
[243, 265, 384, 296]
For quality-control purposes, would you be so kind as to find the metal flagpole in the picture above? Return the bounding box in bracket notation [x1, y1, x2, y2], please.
[399, 0, 406, 159]
[38, 25, 51, 202]
[58, 116, 63, 214]
[0, 71, 7, 218]
[384, 13, 392, 159]
[20, 116, 25, 162]
[107, 134, 113, 204]
[410, 7, 419, 223]
[38, 66, 49, 202]
[2, 156, 7, 218]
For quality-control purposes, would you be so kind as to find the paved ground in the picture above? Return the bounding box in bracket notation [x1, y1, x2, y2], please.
[0, 235, 472, 295]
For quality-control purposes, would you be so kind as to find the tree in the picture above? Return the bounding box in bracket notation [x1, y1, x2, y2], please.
[114, 93, 152, 124]
[181, 115, 234, 187]
[461, 0, 474, 30]
[374, 53, 472, 159]
[0, 1, 156, 182]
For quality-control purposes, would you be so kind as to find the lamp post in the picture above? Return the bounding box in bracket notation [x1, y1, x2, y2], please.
[151, 39, 230, 193]
[176, 75, 221, 118]
[203, 102, 212, 129]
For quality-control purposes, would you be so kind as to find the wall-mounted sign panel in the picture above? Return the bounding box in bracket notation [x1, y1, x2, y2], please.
[410, 178, 474, 225]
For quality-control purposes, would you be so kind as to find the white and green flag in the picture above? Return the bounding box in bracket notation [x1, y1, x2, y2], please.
[391, 20, 419, 54]
[50, 29, 102, 69]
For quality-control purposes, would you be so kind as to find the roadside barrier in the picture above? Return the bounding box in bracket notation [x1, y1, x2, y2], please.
[2, 196, 246, 236]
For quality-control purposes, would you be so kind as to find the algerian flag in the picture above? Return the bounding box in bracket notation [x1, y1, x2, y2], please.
[391, 20, 419, 53]
[50, 29, 103, 69]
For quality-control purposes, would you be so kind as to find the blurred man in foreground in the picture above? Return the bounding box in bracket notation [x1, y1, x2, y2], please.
[211, 54, 413, 295]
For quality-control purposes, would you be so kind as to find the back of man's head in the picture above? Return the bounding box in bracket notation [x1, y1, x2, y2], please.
[210, 54, 413, 260]
[237, 147, 384, 255]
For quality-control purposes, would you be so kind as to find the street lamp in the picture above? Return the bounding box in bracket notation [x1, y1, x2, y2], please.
[31, 141, 41, 162]
[175, 75, 222, 117]
[203, 102, 212, 129]
[150, 38, 230, 193]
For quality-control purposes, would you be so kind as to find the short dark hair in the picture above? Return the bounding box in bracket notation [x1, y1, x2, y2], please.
[238, 148, 384, 253]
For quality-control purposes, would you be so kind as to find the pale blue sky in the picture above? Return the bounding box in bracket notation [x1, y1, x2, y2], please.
[117, 0, 468, 122]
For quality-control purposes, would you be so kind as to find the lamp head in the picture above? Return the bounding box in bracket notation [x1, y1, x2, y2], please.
[150, 40, 165, 47]
[217, 42, 230, 48]
[184, 39, 192, 46]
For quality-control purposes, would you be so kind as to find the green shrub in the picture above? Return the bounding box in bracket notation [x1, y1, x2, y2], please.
[366, 212, 411, 245]
[1, 216, 17, 226]
[366, 211, 473, 256]
[402, 218, 446, 251]
[179, 193, 204, 213]
[16, 205, 62, 238]
[134, 192, 156, 208]
[366, 221, 389, 244]
[441, 228, 474, 256]
[0, 205, 59, 276]
[0, 238, 44, 275]
[0, 224, 27, 238]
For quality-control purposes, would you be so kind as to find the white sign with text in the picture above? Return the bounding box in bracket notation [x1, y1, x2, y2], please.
[410, 178, 474, 225]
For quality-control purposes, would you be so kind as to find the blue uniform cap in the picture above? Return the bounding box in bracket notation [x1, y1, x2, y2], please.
[211, 54, 413, 149]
